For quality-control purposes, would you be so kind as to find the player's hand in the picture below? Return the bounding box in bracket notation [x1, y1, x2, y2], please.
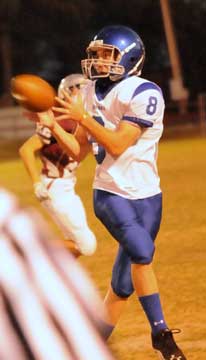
[33, 182, 50, 201]
[37, 110, 56, 130]
[52, 91, 86, 123]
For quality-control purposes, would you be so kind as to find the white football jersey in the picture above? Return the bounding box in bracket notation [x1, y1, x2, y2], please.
[83, 75, 165, 199]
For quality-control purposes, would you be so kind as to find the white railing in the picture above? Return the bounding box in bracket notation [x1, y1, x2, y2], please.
[0, 95, 206, 140]
[0, 106, 35, 139]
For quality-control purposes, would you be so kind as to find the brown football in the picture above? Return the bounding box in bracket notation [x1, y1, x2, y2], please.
[10, 74, 56, 112]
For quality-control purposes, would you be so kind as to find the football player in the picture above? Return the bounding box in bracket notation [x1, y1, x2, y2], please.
[25, 26, 187, 360]
[19, 74, 96, 257]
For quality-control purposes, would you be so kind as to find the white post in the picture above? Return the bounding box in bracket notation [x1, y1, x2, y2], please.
[198, 93, 206, 135]
[160, 0, 189, 113]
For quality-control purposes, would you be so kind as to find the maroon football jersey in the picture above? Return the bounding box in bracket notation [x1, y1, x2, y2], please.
[36, 119, 78, 178]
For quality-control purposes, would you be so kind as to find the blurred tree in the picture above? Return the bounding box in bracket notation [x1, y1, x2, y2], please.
[0, 0, 94, 104]
[11, 0, 94, 87]
[0, 0, 205, 103]
[0, 0, 21, 105]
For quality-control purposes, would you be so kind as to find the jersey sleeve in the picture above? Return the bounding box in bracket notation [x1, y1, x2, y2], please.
[122, 82, 165, 128]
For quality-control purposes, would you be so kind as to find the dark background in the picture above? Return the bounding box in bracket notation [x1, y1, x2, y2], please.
[0, 0, 205, 104]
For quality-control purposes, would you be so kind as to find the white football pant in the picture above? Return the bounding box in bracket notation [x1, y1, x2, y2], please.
[40, 177, 96, 256]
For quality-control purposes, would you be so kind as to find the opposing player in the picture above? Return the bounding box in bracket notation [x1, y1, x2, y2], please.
[19, 74, 96, 257]
[0, 188, 115, 360]
[25, 26, 187, 359]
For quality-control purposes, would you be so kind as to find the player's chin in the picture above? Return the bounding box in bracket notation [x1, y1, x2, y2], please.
[94, 66, 109, 74]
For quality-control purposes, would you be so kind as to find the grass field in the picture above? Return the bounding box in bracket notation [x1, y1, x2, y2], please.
[0, 135, 206, 359]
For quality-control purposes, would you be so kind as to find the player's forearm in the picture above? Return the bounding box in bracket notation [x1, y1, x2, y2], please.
[52, 121, 81, 160]
[80, 114, 125, 157]
[19, 149, 41, 184]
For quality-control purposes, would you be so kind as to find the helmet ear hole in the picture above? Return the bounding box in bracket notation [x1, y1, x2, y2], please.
[130, 57, 137, 63]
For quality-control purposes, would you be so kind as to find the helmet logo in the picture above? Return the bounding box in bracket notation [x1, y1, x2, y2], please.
[121, 42, 136, 55]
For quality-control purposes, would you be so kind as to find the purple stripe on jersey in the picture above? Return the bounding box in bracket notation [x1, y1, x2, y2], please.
[131, 82, 162, 99]
[122, 116, 153, 128]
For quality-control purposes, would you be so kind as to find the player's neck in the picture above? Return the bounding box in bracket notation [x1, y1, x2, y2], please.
[95, 77, 120, 100]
